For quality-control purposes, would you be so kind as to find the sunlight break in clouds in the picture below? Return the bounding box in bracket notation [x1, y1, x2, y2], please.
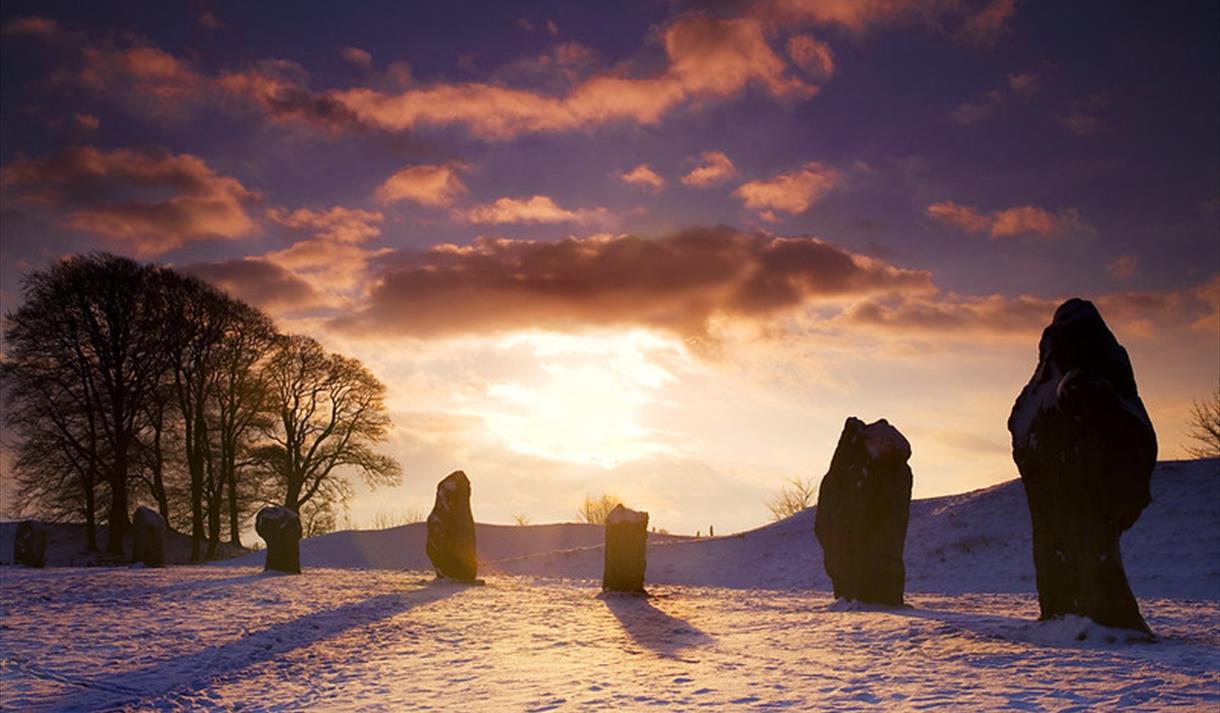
[926, 201, 1090, 239]
[374, 163, 468, 207]
[733, 162, 839, 219]
[0, 146, 258, 256]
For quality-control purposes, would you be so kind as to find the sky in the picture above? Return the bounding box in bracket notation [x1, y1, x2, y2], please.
[1, 0, 1217, 534]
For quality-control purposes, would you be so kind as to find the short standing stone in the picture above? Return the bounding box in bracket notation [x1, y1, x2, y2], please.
[603, 505, 649, 593]
[1008, 298, 1156, 634]
[131, 506, 167, 567]
[814, 417, 913, 606]
[256, 506, 302, 574]
[14, 521, 47, 568]
[426, 471, 478, 581]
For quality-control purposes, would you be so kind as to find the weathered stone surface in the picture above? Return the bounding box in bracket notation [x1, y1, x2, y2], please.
[14, 521, 47, 568]
[131, 506, 167, 567]
[256, 506, 302, 574]
[603, 505, 649, 593]
[1008, 298, 1156, 634]
[426, 471, 478, 581]
[814, 417, 913, 605]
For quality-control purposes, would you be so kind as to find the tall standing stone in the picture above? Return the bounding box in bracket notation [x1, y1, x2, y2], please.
[131, 506, 167, 567]
[1008, 298, 1156, 634]
[426, 471, 478, 581]
[256, 506, 302, 574]
[814, 417, 913, 605]
[13, 521, 47, 568]
[603, 505, 649, 593]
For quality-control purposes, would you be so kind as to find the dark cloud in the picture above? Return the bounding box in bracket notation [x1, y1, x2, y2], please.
[181, 258, 325, 313]
[334, 226, 933, 338]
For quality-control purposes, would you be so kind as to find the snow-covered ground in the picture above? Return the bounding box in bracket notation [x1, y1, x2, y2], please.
[1, 459, 1217, 711]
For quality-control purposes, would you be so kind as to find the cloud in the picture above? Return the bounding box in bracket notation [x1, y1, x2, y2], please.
[182, 258, 326, 313]
[198, 11, 223, 30]
[955, 0, 1016, 46]
[216, 59, 362, 132]
[733, 161, 839, 217]
[618, 164, 666, 192]
[785, 35, 835, 80]
[458, 195, 606, 225]
[79, 42, 209, 116]
[1059, 112, 1100, 136]
[328, 14, 814, 140]
[264, 206, 388, 295]
[926, 201, 1090, 238]
[375, 163, 468, 207]
[845, 277, 1220, 341]
[341, 46, 373, 69]
[755, 0, 1018, 45]
[335, 226, 933, 338]
[951, 71, 1038, 125]
[1109, 255, 1138, 279]
[682, 151, 737, 188]
[72, 113, 99, 130]
[0, 146, 259, 255]
[2, 16, 61, 36]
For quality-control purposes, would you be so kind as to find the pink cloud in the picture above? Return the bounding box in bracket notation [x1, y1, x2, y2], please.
[1109, 255, 1139, 279]
[374, 163, 469, 207]
[618, 164, 666, 192]
[341, 46, 373, 69]
[682, 151, 737, 188]
[457, 196, 606, 225]
[926, 201, 1090, 239]
[2, 16, 61, 36]
[1, 146, 259, 256]
[786, 35, 836, 80]
[733, 162, 839, 216]
[329, 14, 813, 140]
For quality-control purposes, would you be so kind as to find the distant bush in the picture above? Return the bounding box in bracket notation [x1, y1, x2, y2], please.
[513, 514, 531, 526]
[1187, 383, 1220, 458]
[577, 493, 623, 524]
[370, 508, 426, 530]
[766, 475, 818, 521]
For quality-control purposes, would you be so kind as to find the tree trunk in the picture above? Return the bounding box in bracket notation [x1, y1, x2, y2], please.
[226, 460, 242, 547]
[84, 476, 97, 553]
[106, 450, 129, 557]
[190, 452, 204, 562]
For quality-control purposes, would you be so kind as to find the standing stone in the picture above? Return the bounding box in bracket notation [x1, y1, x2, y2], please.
[256, 506, 302, 574]
[426, 471, 478, 581]
[1008, 298, 1156, 634]
[131, 506, 167, 567]
[603, 505, 649, 593]
[814, 417, 913, 605]
[14, 521, 47, 568]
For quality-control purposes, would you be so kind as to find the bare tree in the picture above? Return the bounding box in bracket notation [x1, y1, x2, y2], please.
[513, 514, 531, 526]
[577, 493, 623, 524]
[257, 334, 401, 515]
[766, 475, 819, 521]
[1187, 383, 1220, 458]
[370, 508, 425, 529]
[3, 254, 172, 555]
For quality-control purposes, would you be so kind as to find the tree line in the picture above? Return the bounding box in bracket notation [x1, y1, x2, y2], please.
[2, 253, 401, 560]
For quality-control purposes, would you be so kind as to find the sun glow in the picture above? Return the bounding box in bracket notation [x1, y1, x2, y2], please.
[475, 330, 687, 468]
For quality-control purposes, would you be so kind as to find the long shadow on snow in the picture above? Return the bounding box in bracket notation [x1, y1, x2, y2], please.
[603, 594, 713, 660]
[39, 580, 463, 711]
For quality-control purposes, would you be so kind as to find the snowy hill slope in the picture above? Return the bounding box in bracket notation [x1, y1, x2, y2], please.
[226, 459, 1219, 598]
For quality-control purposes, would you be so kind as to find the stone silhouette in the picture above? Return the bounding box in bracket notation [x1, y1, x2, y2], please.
[131, 506, 167, 567]
[603, 504, 649, 593]
[256, 506, 302, 574]
[1008, 298, 1157, 634]
[426, 471, 478, 581]
[13, 521, 47, 568]
[814, 417, 913, 605]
